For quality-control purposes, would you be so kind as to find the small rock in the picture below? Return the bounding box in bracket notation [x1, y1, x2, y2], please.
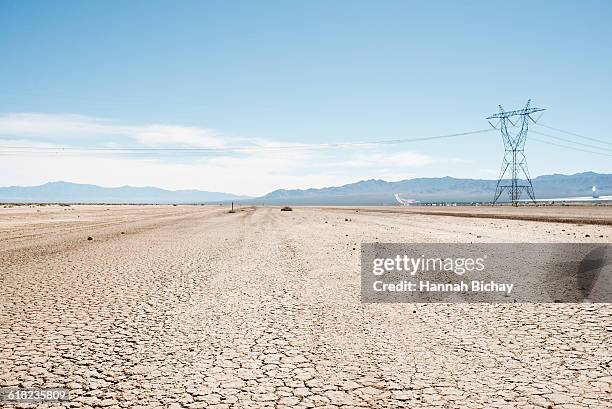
[87, 236, 93, 241]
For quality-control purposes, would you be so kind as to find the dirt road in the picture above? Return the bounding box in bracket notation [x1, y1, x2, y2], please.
[1, 205, 611, 408]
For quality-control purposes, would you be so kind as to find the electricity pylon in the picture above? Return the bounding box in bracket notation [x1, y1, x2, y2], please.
[487, 100, 545, 205]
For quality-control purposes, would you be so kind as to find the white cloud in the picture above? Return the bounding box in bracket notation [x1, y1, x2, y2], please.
[336, 151, 433, 168]
[0, 113, 111, 137]
[0, 138, 65, 149]
[0, 153, 334, 195]
[0, 151, 438, 196]
[132, 125, 225, 148]
[0, 113, 227, 148]
[0, 112, 450, 195]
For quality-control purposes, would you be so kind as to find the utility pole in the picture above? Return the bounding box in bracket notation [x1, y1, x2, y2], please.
[487, 100, 544, 206]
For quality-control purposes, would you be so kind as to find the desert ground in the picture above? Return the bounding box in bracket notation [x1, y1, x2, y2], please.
[0, 204, 611, 408]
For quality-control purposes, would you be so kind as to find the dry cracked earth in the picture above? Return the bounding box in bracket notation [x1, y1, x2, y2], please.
[0, 205, 611, 408]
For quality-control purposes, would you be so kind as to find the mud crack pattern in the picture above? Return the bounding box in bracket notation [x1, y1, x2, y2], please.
[1, 205, 611, 408]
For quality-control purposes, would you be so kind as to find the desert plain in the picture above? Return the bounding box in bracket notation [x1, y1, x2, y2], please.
[0, 204, 611, 408]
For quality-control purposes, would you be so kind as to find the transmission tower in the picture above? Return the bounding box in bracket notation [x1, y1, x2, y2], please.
[487, 100, 545, 205]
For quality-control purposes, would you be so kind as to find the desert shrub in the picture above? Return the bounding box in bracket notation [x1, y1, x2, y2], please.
[280, 206, 293, 211]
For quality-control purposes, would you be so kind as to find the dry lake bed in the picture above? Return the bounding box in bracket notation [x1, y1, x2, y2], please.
[1, 205, 611, 408]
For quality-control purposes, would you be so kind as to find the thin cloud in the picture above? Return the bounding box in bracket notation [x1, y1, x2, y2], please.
[0, 113, 227, 149]
[0, 112, 453, 195]
[0, 113, 111, 137]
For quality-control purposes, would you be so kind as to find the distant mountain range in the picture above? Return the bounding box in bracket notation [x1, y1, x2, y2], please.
[1, 172, 610, 204]
[0, 181, 249, 204]
[250, 172, 612, 205]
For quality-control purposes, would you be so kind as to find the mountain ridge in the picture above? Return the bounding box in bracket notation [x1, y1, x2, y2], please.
[0, 181, 250, 204]
[1, 172, 610, 204]
[252, 172, 612, 205]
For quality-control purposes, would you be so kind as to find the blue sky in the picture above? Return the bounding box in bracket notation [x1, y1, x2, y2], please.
[0, 0, 611, 195]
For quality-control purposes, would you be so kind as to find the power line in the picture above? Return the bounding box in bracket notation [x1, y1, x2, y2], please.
[0, 128, 495, 155]
[531, 130, 612, 153]
[535, 123, 612, 147]
[530, 136, 612, 157]
[1, 119, 608, 164]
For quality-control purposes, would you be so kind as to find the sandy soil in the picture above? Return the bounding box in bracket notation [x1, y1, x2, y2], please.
[0, 205, 611, 408]
[326, 205, 612, 226]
